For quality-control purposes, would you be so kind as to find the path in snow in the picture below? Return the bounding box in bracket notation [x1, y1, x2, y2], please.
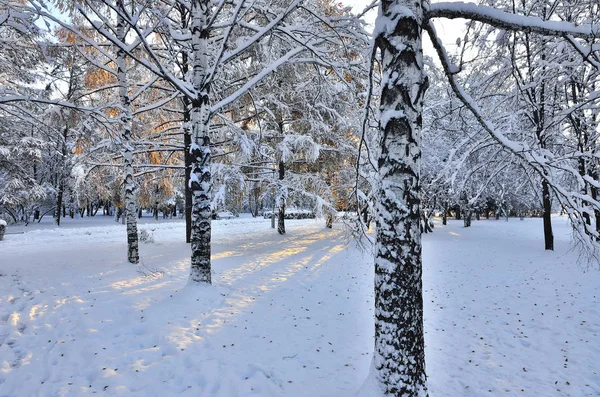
[0, 215, 599, 396]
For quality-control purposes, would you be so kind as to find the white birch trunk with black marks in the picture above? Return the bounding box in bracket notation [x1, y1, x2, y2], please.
[372, 0, 428, 394]
[184, 104, 192, 243]
[188, 0, 212, 284]
[117, 0, 139, 264]
[178, 4, 193, 245]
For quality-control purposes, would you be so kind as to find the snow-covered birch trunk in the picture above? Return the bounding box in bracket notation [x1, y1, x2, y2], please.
[371, 0, 428, 394]
[179, 6, 193, 244]
[188, 0, 212, 284]
[117, 0, 139, 264]
[184, 103, 193, 243]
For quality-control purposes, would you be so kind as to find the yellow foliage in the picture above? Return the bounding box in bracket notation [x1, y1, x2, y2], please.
[105, 107, 120, 117]
[84, 68, 116, 89]
[149, 151, 162, 164]
[72, 139, 85, 155]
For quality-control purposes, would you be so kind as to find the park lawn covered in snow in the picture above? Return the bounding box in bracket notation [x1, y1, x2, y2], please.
[0, 215, 599, 396]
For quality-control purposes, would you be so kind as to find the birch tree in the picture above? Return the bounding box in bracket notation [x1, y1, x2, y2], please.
[365, 0, 600, 394]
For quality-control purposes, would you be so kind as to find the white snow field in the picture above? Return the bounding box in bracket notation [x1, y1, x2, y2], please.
[0, 215, 598, 396]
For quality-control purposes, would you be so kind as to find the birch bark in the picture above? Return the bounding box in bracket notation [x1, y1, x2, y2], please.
[188, 0, 212, 283]
[117, 0, 139, 264]
[372, 0, 429, 394]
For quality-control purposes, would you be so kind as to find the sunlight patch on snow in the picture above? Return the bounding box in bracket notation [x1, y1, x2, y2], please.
[111, 279, 172, 296]
[129, 356, 170, 373]
[8, 312, 19, 326]
[265, 251, 311, 283]
[110, 275, 155, 291]
[449, 231, 461, 236]
[198, 239, 338, 338]
[211, 250, 239, 260]
[307, 243, 345, 272]
[166, 325, 205, 349]
[29, 304, 47, 320]
[219, 246, 309, 284]
[202, 294, 255, 336]
[174, 259, 190, 273]
[19, 352, 32, 367]
[131, 358, 147, 372]
[53, 298, 67, 309]
[1, 361, 13, 373]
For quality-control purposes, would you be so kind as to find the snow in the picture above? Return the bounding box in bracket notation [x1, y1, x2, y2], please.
[429, 2, 600, 39]
[1, 215, 599, 396]
[422, 218, 600, 396]
[379, 109, 405, 129]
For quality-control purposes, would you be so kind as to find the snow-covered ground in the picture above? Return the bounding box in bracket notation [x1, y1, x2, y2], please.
[0, 215, 598, 396]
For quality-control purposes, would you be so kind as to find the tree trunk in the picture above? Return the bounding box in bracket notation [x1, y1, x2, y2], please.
[188, 0, 212, 284]
[54, 123, 69, 227]
[55, 183, 64, 226]
[325, 214, 333, 228]
[442, 204, 447, 225]
[579, 157, 591, 225]
[421, 212, 432, 233]
[372, 0, 428, 394]
[252, 181, 261, 217]
[591, 168, 600, 239]
[460, 192, 471, 228]
[185, 119, 192, 243]
[277, 160, 286, 235]
[570, 80, 591, 226]
[464, 212, 471, 227]
[362, 205, 371, 228]
[117, 0, 139, 264]
[542, 179, 554, 250]
[174, 2, 193, 244]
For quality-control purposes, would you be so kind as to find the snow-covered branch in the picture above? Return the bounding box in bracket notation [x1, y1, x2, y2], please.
[427, 2, 600, 39]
